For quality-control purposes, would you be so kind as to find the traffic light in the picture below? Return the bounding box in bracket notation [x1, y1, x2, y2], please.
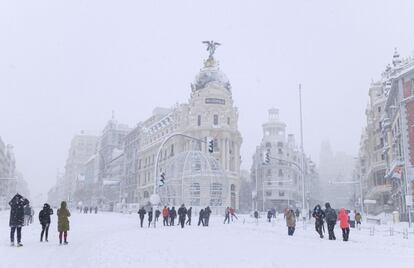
[208, 138, 214, 153]
[263, 150, 270, 164]
[159, 172, 166, 187]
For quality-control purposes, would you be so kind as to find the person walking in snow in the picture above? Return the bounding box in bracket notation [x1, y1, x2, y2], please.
[230, 207, 238, 221]
[169, 207, 177, 226]
[198, 209, 205, 226]
[138, 207, 146, 228]
[148, 209, 153, 228]
[39, 203, 54, 242]
[267, 210, 272, 222]
[324, 202, 337, 240]
[94, 206, 98, 214]
[338, 208, 350, 241]
[348, 210, 356, 228]
[355, 212, 362, 228]
[155, 209, 161, 222]
[57, 201, 71, 245]
[286, 209, 296, 236]
[186, 207, 192, 225]
[312, 204, 325, 238]
[9, 194, 29, 247]
[204, 206, 212, 226]
[254, 210, 259, 223]
[162, 206, 169, 226]
[224, 207, 230, 224]
[178, 204, 187, 228]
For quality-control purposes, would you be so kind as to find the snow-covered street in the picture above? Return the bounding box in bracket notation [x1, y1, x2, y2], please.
[1, 210, 414, 268]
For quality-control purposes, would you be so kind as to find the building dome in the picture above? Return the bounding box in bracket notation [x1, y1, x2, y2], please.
[158, 150, 229, 208]
[192, 59, 231, 92]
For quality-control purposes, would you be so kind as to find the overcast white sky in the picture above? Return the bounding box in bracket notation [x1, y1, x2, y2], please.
[1, 0, 414, 198]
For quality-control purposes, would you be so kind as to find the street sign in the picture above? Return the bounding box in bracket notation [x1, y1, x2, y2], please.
[364, 199, 377, 204]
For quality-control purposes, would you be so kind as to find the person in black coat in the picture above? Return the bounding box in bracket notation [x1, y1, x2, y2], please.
[324, 202, 337, 240]
[186, 207, 192, 225]
[39, 203, 54, 242]
[177, 204, 187, 228]
[155, 209, 161, 222]
[198, 209, 205, 226]
[204, 206, 212, 226]
[138, 207, 146, 228]
[312, 204, 325, 238]
[9, 194, 29, 246]
[169, 207, 177, 226]
[267, 210, 272, 222]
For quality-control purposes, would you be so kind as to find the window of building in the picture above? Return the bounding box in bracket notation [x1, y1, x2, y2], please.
[278, 169, 283, 177]
[197, 115, 201, 126]
[378, 106, 381, 113]
[279, 191, 285, 197]
[266, 191, 272, 197]
[278, 148, 283, 155]
[213, 114, 219, 125]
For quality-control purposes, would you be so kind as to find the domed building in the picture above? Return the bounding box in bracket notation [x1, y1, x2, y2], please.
[122, 42, 242, 211]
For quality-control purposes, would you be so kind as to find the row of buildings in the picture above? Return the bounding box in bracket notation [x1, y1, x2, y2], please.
[48, 43, 317, 213]
[357, 49, 414, 218]
[0, 136, 29, 209]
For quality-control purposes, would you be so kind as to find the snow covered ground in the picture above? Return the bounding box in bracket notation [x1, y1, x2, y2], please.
[1, 210, 414, 268]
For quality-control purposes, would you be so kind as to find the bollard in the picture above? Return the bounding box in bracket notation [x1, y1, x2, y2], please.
[389, 226, 394, 236]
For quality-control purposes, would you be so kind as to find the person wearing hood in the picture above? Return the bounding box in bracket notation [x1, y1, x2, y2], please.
[312, 204, 325, 238]
[9, 193, 29, 247]
[324, 202, 337, 240]
[285, 209, 296, 236]
[39, 203, 54, 242]
[338, 208, 350, 241]
[177, 204, 187, 228]
[57, 201, 71, 245]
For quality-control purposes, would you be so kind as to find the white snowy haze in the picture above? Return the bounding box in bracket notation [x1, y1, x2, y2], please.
[1, 0, 414, 198]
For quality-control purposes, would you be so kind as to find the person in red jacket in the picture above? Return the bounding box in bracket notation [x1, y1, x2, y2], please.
[338, 208, 350, 241]
[162, 206, 169, 226]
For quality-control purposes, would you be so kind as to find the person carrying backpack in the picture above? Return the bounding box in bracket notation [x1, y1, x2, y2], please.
[324, 202, 337, 240]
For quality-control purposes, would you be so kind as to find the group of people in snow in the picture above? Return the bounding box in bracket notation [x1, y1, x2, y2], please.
[138, 204, 195, 228]
[8, 193, 71, 247]
[311, 202, 362, 241]
[78, 206, 98, 214]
